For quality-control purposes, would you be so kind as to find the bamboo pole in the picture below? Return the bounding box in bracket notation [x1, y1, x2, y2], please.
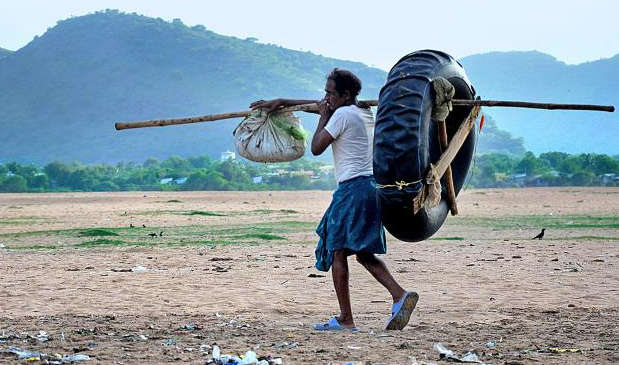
[115, 99, 614, 130]
[436, 119, 458, 216]
[451, 99, 615, 112]
[434, 106, 481, 179]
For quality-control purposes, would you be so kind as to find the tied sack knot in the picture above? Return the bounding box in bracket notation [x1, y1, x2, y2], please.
[432, 77, 455, 121]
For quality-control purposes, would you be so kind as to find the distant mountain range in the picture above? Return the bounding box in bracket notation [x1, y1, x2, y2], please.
[459, 51, 618, 155]
[0, 47, 12, 59]
[0, 10, 616, 165]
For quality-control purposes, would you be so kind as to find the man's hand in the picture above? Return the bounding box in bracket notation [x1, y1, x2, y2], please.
[317, 100, 334, 121]
[249, 99, 284, 114]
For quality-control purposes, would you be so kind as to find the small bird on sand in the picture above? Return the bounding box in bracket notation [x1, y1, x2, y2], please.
[159, 231, 163, 237]
[532, 228, 546, 240]
[142, 224, 146, 228]
[129, 223, 134, 228]
[148, 233, 158, 238]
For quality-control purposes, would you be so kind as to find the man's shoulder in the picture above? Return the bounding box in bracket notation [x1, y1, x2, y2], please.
[334, 105, 366, 117]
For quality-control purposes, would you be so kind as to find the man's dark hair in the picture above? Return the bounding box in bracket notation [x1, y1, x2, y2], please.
[327, 68, 362, 98]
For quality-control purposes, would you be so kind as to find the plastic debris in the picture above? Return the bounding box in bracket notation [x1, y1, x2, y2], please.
[162, 338, 177, 346]
[37, 330, 49, 343]
[7, 346, 43, 360]
[274, 341, 297, 349]
[434, 343, 485, 363]
[548, 347, 581, 353]
[208, 345, 282, 365]
[131, 265, 148, 273]
[179, 324, 197, 330]
[238, 350, 259, 364]
[212, 345, 221, 359]
[62, 354, 91, 362]
[0, 243, 6, 248]
[486, 340, 497, 348]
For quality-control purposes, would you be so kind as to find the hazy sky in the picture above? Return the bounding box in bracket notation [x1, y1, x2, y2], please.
[1, 0, 618, 71]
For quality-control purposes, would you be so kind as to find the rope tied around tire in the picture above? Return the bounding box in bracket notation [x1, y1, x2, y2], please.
[376, 179, 422, 190]
[377, 76, 455, 213]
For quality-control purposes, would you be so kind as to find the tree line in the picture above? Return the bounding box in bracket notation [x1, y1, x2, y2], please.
[0, 152, 618, 193]
[0, 156, 335, 193]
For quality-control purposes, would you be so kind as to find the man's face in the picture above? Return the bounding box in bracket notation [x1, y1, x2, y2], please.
[323, 79, 347, 111]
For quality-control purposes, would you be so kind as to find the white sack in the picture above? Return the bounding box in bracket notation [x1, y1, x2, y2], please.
[233, 109, 307, 163]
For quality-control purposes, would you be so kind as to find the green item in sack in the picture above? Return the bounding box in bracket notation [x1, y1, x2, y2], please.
[268, 111, 309, 141]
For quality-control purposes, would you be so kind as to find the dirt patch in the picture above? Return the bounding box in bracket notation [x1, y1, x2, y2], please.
[1, 188, 618, 364]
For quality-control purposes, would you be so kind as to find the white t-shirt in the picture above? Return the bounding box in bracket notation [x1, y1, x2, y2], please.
[324, 105, 375, 183]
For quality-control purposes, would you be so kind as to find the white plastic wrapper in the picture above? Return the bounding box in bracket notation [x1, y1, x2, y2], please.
[233, 109, 307, 163]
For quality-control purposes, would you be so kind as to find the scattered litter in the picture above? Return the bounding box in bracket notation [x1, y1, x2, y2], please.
[179, 324, 198, 330]
[434, 343, 485, 363]
[347, 345, 361, 350]
[6, 346, 89, 363]
[131, 265, 148, 273]
[162, 338, 177, 346]
[0, 243, 5, 248]
[207, 345, 282, 365]
[0, 332, 20, 343]
[308, 273, 325, 278]
[344, 362, 364, 365]
[212, 265, 230, 272]
[37, 331, 49, 343]
[273, 341, 297, 349]
[139, 334, 148, 341]
[7, 346, 43, 360]
[548, 347, 581, 353]
[62, 354, 91, 362]
[111, 268, 132, 272]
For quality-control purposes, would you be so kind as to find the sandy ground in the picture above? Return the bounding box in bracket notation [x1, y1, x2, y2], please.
[1, 188, 618, 364]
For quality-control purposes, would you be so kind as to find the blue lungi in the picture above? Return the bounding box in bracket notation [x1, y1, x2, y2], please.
[315, 175, 387, 272]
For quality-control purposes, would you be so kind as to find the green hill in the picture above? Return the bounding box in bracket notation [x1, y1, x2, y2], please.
[0, 10, 385, 165]
[0, 10, 613, 165]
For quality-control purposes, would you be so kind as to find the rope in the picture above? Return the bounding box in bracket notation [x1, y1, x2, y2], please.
[376, 179, 422, 190]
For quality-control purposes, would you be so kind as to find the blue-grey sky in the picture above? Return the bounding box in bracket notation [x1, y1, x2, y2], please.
[1, 0, 618, 71]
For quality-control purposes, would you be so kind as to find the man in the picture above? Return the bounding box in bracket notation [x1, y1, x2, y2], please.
[250, 68, 418, 331]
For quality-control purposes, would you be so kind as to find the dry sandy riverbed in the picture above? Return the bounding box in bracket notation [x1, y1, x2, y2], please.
[1, 188, 618, 364]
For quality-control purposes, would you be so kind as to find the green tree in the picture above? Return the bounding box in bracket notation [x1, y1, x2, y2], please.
[515, 151, 541, 175]
[539, 152, 569, 169]
[216, 160, 251, 185]
[182, 170, 228, 190]
[44, 161, 72, 187]
[0, 175, 28, 192]
[29, 174, 50, 189]
[591, 154, 619, 175]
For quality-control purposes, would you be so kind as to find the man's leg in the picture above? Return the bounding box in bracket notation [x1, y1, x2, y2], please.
[357, 252, 418, 330]
[332, 249, 355, 328]
[356, 252, 406, 302]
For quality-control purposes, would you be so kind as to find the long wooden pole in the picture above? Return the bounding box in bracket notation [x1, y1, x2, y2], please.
[434, 106, 481, 179]
[115, 99, 614, 130]
[452, 99, 615, 112]
[436, 119, 458, 216]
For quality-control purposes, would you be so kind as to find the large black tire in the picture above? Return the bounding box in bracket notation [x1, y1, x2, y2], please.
[374, 50, 477, 242]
